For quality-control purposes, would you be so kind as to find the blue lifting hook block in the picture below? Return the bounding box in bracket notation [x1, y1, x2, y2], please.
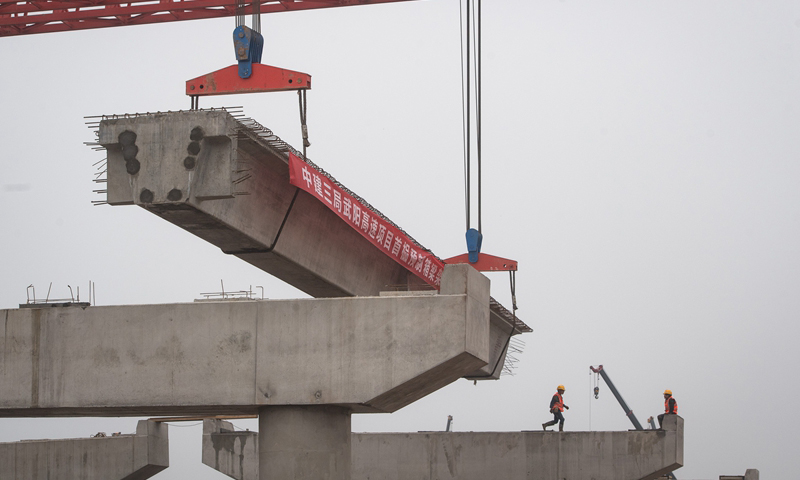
[466, 228, 483, 264]
[233, 25, 264, 79]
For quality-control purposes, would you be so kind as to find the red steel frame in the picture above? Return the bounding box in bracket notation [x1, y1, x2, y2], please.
[186, 63, 311, 97]
[443, 252, 517, 272]
[0, 0, 422, 36]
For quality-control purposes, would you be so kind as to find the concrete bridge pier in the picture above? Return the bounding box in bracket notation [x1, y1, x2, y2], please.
[258, 405, 351, 480]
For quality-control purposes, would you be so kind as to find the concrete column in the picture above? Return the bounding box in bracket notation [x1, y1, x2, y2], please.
[258, 405, 351, 480]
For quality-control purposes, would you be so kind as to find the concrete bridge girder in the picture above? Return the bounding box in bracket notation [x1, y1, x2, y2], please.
[203, 415, 684, 480]
[98, 110, 423, 299]
[0, 420, 168, 480]
[0, 264, 490, 417]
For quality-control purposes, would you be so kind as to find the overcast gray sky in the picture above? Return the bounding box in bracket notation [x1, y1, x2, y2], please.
[1, 1, 799, 478]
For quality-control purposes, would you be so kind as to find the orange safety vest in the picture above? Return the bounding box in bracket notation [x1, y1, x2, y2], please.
[552, 392, 565, 412]
[664, 396, 678, 414]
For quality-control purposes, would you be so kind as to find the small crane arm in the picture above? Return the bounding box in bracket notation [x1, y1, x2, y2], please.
[590, 364, 644, 431]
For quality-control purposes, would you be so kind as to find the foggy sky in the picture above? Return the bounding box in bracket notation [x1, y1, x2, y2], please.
[1, 1, 798, 478]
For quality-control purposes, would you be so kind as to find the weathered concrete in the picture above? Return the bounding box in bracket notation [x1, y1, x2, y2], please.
[203, 419, 258, 480]
[202, 415, 683, 480]
[98, 110, 427, 298]
[202, 409, 352, 480]
[0, 264, 489, 417]
[356, 415, 682, 480]
[0, 420, 168, 479]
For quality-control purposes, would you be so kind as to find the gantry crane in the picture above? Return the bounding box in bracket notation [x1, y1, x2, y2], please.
[0, 1, 422, 36]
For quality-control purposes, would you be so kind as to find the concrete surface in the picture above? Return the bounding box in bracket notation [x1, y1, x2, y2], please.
[354, 414, 682, 480]
[203, 407, 352, 480]
[203, 419, 258, 480]
[0, 420, 168, 479]
[98, 110, 428, 298]
[202, 415, 683, 480]
[0, 264, 489, 417]
[259, 406, 351, 480]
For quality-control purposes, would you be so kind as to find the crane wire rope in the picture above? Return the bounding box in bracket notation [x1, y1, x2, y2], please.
[459, 1, 468, 232]
[298, 89, 310, 159]
[253, 0, 261, 33]
[474, 0, 482, 233]
[235, 0, 243, 27]
[589, 369, 593, 430]
[235, 0, 260, 32]
[460, 0, 482, 234]
[460, 0, 470, 232]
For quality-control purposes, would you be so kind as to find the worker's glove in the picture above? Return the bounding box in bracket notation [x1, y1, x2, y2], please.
[565, 406, 569, 410]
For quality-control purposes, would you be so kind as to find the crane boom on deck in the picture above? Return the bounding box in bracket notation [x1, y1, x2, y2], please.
[590, 364, 644, 431]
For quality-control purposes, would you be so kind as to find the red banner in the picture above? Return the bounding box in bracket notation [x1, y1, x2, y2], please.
[289, 153, 444, 288]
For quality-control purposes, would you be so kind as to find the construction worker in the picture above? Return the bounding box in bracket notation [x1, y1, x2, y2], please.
[657, 389, 678, 428]
[542, 385, 569, 431]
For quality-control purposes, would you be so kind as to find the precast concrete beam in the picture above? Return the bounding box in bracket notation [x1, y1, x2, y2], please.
[0, 264, 489, 417]
[0, 420, 168, 479]
[202, 416, 684, 480]
[352, 415, 683, 480]
[97, 110, 425, 298]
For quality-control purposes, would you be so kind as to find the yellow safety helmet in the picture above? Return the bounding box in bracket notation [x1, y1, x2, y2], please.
[663, 389, 672, 396]
[557, 385, 565, 391]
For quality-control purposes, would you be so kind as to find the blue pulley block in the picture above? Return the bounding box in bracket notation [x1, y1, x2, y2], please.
[233, 25, 264, 79]
[466, 228, 483, 264]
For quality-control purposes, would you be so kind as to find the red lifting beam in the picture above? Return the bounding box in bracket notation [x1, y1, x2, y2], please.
[186, 63, 310, 97]
[0, 0, 423, 37]
[443, 252, 517, 272]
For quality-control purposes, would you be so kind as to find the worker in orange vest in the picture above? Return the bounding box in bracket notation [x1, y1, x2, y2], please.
[657, 389, 678, 428]
[542, 385, 569, 431]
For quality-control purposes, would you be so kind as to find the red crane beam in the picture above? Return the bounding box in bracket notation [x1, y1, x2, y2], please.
[0, 0, 422, 36]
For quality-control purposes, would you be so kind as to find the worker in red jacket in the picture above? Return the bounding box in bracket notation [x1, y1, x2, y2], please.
[657, 389, 678, 428]
[542, 385, 569, 431]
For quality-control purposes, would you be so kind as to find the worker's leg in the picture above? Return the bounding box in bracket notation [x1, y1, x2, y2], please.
[657, 413, 665, 428]
[542, 418, 557, 430]
[543, 412, 559, 430]
[556, 411, 565, 431]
